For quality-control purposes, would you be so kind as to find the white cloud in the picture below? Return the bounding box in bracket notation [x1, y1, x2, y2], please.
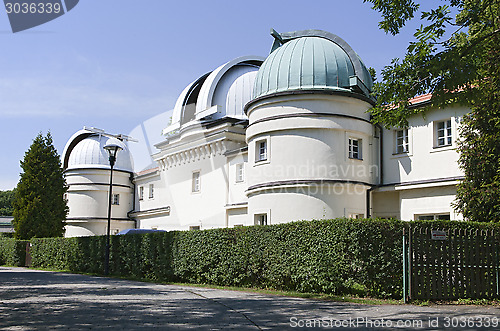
[0, 75, 175, 119]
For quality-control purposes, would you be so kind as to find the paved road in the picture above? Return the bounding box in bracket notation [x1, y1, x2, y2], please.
[1, 267, 499, 330]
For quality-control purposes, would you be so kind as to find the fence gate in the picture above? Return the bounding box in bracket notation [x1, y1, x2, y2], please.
[404, 227, 499, 301]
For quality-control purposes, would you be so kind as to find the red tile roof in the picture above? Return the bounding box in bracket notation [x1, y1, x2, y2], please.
[136, 167, 159, 176]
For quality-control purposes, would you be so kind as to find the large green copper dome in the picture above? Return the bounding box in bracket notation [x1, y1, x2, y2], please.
[252, 30, 374, 100]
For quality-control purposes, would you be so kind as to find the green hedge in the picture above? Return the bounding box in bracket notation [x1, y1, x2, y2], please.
[27, 218, 406, 298]
[7, 218, 500, 299]
[0, 238, 28, 266]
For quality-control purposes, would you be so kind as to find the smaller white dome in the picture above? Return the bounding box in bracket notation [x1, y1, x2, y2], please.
[163, 56, 264, 134]
[224, 69, 258, 119]
[67, 135, 134, 172]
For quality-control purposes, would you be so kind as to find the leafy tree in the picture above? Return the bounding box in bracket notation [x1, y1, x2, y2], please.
[13, 133, 68, 239]
[364, 0, 500, 221]
[0, 189, 16, 216]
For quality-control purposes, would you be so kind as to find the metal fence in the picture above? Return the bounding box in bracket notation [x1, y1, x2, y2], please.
[403, 227, 499, 301]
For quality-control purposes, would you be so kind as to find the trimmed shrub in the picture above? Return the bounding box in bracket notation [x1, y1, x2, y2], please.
[27, 218, 406, 298]
[8, 218, 499, 299]
[0, 238, 28, 266]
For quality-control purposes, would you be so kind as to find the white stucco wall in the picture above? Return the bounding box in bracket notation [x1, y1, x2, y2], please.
[64, 168, 134, 237]
[134, 120, 249, 231]
[374, 106, 469, 221]
[382, 106, 468, 185]
[399, 185, 461, 221]
[246, 93, 375, 223]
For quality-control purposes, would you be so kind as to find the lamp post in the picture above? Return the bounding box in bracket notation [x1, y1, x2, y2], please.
[103, 138, 123, 276]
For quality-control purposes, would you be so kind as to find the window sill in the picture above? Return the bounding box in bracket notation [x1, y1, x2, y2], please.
[430, 144, 456, 153]
[433, 143, 452, 149]
[348, 157, 363, 161]
[254, 159, 270, 166]
[391, 152, 412, 159]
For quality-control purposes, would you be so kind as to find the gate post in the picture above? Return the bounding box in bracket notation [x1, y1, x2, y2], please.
[25, 242, 32, 267]
[403, 228, 407, 303]
[496, 242, 499, 297]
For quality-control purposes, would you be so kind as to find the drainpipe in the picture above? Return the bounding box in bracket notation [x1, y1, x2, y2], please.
[225, 156, 230, 228]
[366, 124, 384, 218]
[129, 172, 137, 229]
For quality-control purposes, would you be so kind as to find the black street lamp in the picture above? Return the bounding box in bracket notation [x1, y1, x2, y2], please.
[103, 138, 123, 276]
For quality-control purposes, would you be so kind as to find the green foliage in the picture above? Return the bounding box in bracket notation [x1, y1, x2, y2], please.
[13, 132, 68, 239]
[365, 0, 499, 127]
[410, 219, 500, 233]
[9, 219, 499, 300]
[24, 218, 500, 298]
[0, 238, 28, 266]
[364, 0, 420, 36]
[454, 33, 500, 221]
[0, 189, 16, 216]
[365, 0, 500, 220]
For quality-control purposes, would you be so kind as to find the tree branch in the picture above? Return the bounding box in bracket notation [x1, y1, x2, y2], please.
[460, 28, 500, 57]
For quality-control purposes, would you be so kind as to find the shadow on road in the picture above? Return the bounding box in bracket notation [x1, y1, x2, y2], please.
[1, 267, 499, 330]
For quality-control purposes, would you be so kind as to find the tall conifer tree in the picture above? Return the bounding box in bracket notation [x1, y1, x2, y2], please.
[13, 132, 68, 239]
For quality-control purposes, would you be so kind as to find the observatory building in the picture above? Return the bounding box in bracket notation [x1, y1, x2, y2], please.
[62, 29, 467, 237]
[62, 130, 135, 237]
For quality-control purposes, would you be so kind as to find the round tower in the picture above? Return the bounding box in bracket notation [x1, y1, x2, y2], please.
[245, 30, 378, 224]
[62, 129, 135, 237]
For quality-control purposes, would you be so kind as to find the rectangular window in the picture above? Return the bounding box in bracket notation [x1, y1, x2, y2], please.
[395, 129, 409, 154]
[139, 186, 144, 201]
[417, 215, 435, 221]
[149, 184, 154, 199]
[236, 163, 245, 182]
[417, 213, 451, 221]
[192, 171, 200, 192]
[189, 225, 200, 231]
[348, 138, 362, 159]
[112, 194, 120, 205]
[255, 213, 267, 225]
[436, 119, 452, 147]
[256, 140, 267, 162]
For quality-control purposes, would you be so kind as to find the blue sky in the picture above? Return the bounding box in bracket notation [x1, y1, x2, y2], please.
[0, 0, 423, 190]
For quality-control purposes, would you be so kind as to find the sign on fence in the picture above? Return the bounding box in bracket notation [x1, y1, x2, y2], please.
[431, 230, 447, 240]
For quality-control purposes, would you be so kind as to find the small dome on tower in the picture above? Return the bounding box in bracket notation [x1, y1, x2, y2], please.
[64, 132, 134, 173]
[253, 30, 373, 100]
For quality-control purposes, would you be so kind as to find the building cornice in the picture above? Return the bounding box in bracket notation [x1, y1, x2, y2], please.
[67, 182, 133, 189]
[155, 139, 228, 170]
[64, 168, 133, 175]
[376, 176, 464, 192]
[66, 217, 133, 222]
[129, 206, 171, 218]
[246, 112, 373, 129]
[247, 179, 373, 195]
[245, 88, 376, 114]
